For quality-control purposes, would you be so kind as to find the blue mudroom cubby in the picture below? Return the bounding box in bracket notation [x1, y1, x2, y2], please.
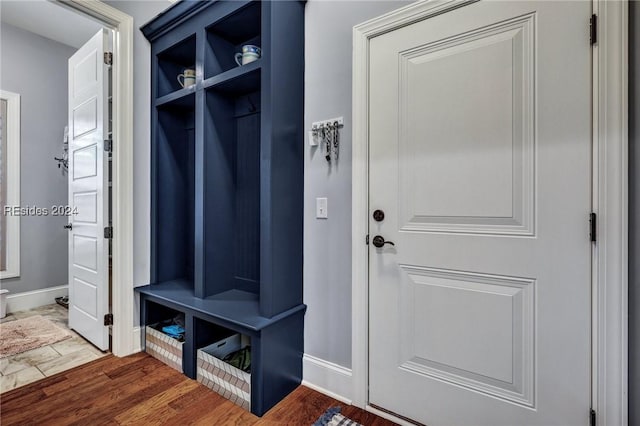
[136, 0, 306, 416]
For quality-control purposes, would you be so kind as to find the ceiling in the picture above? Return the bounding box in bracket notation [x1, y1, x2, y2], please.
[0, 0, 103, 49]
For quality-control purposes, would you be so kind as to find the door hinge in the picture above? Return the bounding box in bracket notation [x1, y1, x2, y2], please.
[590, 14, 598, 45]
[366, 234, 370, 245]
[104, 139, 112, 153]
[104, 313, 113, 326]
[590, 212, 597, 242]
[590, 409, 596, 426]
[104, 52, 113, 65]
[104, 226, 113, 239]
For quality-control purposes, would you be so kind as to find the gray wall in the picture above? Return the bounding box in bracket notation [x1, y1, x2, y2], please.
[0, 24, 75, 294]
[104, 1, 172, 288]
[629, 0, 639, 422]
[303, 0, 411, 368]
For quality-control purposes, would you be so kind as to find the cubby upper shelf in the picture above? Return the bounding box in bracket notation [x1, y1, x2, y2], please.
[154, 56, 260, 105]
[137, 280, 305, 332]
[203, 60, 261, 95]
[156, 86, 196, 108]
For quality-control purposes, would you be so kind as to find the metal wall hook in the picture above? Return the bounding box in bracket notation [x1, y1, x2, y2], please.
[310, 117, 344, 164]
[54, 156, 68, 169]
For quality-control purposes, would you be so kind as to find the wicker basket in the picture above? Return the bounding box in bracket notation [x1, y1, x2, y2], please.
[197, 344, 251, 411]
[145, 325, 183, 373]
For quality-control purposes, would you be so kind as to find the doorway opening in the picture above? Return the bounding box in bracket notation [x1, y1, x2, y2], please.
[0, 0, 115, 392]
[351, 1, 628, 425]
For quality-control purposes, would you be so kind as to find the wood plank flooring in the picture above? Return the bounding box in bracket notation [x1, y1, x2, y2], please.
[0, 353, 398, 425]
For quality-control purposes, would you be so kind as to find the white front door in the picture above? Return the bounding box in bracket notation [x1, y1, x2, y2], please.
[368, 1, 592, 425]
[68, 29, 111, 351]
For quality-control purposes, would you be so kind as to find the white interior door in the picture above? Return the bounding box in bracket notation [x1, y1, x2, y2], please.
[68, 29, 111, 351]
[368, 1, 592, 425]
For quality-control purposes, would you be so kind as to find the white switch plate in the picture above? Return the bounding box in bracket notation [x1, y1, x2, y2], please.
[308, 130, 318, 146]
[316, 197, 328, 219]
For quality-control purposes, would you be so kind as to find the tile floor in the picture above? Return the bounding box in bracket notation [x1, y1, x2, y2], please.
[0, 304, 108, 393]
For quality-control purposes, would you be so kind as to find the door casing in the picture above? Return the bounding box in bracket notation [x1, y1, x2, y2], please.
[351, 1, 628, 425]
[54, 0, 136, 357]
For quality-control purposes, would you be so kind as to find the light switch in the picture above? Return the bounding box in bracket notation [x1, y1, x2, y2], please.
[309, 130, 318, 146]
[316, 197, 328, 219]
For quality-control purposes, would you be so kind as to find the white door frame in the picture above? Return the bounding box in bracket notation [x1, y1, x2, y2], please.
[55, 0, 136, 357]
[351, 1, 628, 425]
[0, 90, 21, 280]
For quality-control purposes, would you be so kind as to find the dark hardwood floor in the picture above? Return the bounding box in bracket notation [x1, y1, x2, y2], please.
[0, 353, 397, 425]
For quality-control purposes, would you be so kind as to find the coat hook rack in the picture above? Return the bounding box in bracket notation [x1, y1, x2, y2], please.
[54, 156, 68, 169]
[55, 126, 69, 171]
[310, 117, 344, 164]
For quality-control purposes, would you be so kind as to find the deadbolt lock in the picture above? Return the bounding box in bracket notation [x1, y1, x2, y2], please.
[373, 209, 385, 222]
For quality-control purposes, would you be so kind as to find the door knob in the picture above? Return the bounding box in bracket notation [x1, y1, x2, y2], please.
[372, 235, 394, 248]
[64, 224, 72, 230]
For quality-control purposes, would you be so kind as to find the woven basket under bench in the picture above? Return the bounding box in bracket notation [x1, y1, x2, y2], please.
[197, 344, 251, 411]
[145, 325, 183, 373]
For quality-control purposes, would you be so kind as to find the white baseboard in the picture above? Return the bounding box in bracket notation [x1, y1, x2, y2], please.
[132, 326, 142, 353]
[302, 354, 353, 404]
[6, 285, 68, 313]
